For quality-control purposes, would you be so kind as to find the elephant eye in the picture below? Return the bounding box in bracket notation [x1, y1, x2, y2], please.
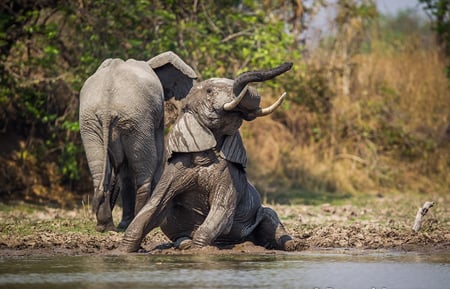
[206, 88, 212, 94]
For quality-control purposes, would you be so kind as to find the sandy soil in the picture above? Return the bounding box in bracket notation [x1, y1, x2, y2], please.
[1, 193, 449, 257]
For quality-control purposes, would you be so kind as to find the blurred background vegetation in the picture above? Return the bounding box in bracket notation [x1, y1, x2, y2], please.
[0, 0, 449, 207]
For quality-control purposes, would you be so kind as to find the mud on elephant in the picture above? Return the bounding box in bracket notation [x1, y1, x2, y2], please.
[79, 51, 196, 232]
[122, 62, 299, 252]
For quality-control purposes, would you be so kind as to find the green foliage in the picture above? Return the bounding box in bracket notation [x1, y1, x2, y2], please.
[0, 0, 301, 198]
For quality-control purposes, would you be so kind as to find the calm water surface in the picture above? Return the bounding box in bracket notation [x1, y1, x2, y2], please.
[0, 251, 449, 289]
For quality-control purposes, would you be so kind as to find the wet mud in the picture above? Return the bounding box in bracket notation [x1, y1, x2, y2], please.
[1, 194, 449, 257]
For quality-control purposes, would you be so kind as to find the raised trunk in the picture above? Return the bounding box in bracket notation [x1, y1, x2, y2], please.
[232, 62, 293, 96]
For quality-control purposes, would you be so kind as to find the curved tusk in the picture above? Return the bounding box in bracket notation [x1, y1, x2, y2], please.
[250, 92, 287, 118]
[223, 85, 248, 111]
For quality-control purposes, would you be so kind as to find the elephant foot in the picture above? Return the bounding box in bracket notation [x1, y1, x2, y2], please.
[120, 240, 142, 253]
[173, 237, 193, 250]
[279, 236, 307, 251]
[96, 222, 117, 233]
[277, 234, 293, 250]
[121, 232, 146, 253]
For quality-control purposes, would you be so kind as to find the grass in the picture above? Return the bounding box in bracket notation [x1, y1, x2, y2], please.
[0, 201, 95, 237]
[243, 30, 450, 201]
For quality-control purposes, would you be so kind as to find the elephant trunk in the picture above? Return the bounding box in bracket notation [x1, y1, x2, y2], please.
[232, 62, 293, 97]
[229, 62, 292, 118]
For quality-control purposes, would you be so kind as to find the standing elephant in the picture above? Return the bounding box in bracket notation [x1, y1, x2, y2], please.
[122, 62, 297, 252]
[79, 51, 196, 232]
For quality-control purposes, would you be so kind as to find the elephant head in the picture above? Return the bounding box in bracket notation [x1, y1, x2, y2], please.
[167, 62, 293, 166]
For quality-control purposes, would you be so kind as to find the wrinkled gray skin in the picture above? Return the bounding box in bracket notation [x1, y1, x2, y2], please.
[122, 62, 296, 252]
[79, 51, 196, 232]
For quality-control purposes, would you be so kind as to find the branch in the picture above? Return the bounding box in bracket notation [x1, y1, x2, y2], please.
[334, 153, 368, 165]
[412, 201, 434, 232]
[221, 30, 252, 43]
[200, 1, 221, 34]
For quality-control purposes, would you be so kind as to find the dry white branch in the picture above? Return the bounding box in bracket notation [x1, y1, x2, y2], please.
[412, 201, 434, 232]
[334, 153, 368, 165]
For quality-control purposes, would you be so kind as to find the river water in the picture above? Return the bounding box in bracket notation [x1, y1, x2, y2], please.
[0, 250, 449, 289]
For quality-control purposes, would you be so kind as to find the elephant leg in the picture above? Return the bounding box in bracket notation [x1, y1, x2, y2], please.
[117, 166, 135, 231]
[122, 130, 158, 215]
[252, 207, 296, 251]
[160, 198, 206, 249]
[192, 166, 237, 247]
[121, 161, 192, 253]
[192, 201, 235, 247]
[132, 165, 153, 215]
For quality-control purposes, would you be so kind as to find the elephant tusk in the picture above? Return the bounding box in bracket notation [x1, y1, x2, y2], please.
[250, 92, 286, 118]
[223, 85, 248, 111]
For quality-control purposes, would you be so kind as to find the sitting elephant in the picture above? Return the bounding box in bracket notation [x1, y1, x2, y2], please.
[79, 51, 196, 232]
[122, 62, 297, 252]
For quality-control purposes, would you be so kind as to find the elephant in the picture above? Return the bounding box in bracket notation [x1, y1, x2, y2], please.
[121, 62, 298, 252]
[79, 51, 197, 232]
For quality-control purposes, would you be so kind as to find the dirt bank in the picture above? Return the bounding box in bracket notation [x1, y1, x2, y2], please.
[1, 193, 449, 257]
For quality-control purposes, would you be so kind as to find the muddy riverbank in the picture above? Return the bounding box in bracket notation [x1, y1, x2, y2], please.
[1, 193, 449, 256]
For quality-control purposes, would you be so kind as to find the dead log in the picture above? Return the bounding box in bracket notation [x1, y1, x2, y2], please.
[412, 201, 434, 232]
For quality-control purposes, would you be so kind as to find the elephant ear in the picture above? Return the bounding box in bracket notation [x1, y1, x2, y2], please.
[167, 112, 216, 155]
[148, 51, 197, 100]
[219, 132, 248, 168]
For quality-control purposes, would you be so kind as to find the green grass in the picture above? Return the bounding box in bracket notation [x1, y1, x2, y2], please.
[0, 201, 99, 237]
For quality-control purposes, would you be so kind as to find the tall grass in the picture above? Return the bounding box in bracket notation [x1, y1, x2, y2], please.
[244, 27, 450, 202]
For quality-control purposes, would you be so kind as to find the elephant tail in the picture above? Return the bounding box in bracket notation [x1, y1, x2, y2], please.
[92, 114, 113, 213]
